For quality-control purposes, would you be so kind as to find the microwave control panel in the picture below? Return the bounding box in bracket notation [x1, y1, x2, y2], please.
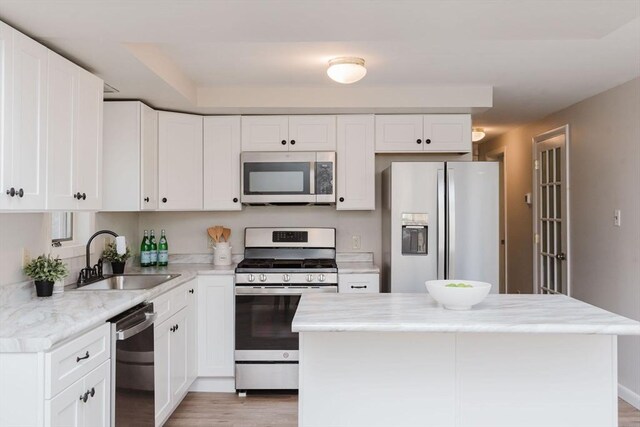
[315, 162, 334, 195]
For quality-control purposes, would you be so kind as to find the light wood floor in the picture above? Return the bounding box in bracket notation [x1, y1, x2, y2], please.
[166, 392, 639, 427]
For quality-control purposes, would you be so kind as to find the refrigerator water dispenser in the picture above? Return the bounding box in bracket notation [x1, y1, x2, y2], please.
[401, 213, 428, 255]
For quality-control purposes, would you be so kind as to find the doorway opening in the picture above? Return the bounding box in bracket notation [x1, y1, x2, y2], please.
[532, 125, 570, 295]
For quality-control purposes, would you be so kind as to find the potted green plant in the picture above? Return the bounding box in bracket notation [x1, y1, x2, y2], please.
[101, 242, 131, 274]
[23, 255, 69, 297]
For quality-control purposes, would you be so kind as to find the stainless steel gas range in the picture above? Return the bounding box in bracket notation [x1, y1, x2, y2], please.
[234, 227, 338, 391]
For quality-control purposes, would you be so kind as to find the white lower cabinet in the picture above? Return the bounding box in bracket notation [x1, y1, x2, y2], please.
[152, 279, 197, 426]
[197, 276, 235, 378]
[46, 360, 111, 427]
[338, 273, 380, 293]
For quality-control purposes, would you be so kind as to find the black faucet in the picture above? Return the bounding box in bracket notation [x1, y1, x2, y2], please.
[77, 229, 119, 286]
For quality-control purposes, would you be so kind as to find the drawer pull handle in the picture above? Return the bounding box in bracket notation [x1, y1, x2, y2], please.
[76, 351, 90, 362]
[351, 285, 368, 289]
[89, 387, 95, 398]
[80, 391, 88, 403]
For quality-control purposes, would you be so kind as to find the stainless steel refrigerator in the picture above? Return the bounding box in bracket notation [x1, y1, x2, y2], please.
[381, 162, 499, 293]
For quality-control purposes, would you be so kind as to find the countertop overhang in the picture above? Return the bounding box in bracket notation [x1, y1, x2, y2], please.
[292, 293, 640, 335]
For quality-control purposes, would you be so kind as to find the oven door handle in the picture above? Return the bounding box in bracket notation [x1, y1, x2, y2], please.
[235, 286, 337, 295]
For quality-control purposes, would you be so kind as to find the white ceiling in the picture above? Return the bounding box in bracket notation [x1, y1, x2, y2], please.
[1, 0, 639, 138]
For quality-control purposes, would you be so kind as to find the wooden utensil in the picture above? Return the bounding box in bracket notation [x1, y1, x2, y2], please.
[222, 228, 231, 242]
[207, 227, 219, 243]
[215, 226, 223, 243]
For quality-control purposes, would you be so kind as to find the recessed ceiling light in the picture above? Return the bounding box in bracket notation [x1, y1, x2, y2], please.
[472, 128, 486, 142]
[327, 57, 367, 84]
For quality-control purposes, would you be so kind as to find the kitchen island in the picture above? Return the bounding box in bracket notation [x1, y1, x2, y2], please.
[292, 293, 640, 427]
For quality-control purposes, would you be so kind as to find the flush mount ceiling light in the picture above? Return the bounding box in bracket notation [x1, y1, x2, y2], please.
[327, 57, 367, 84]
[472, 127, 486, 142]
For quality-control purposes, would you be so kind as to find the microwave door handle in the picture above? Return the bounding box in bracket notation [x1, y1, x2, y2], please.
[309, 161, 316, 195]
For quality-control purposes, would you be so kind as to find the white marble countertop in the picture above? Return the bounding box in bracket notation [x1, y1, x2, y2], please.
[0, 263, 236, 353]
[337, 262, 380, 274]
[292, 293, 640, 335]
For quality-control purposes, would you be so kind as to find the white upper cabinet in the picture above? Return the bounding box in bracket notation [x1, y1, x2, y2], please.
[141, 104, 158, 210]
[242, 115, 337, 152]
[423, 114, 471, 153]
[375, 115, 423, 152]
[241, 115, 288, 151]
[158, 112, 203, 211]
[288, 115, 336, 151]
[375, 114, 471, 153]
[336, 115, 375, 210]
[46, 52, 103, 211]
[102, 101, 158, 211]
[203, 116, 241, 210]
[74, 67, 103, 210]
[0, 25, 48, 210]
[46, 52, 76, 210]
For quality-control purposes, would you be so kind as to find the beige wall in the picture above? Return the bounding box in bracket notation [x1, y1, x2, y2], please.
[480, 77, 640, 402]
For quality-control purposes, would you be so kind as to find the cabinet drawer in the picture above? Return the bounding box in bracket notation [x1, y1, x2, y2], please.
[153, 290, 173, 326]
[338, 274, 380, 293]
[45, 323, 110, 399]
[153, 282, 190, 327]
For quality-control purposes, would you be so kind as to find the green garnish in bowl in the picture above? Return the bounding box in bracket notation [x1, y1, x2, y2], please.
[445, 283, 473, 288]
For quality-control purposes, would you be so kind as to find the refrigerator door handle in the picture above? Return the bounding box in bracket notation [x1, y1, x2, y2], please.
[437, 169, 446, 280]
[448, 168, 456, 279]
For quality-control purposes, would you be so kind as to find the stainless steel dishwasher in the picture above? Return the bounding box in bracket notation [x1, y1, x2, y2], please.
[110, 303, 156, 427]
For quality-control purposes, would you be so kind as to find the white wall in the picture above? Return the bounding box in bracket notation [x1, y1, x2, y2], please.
[480, 77, 640, 406]
[0, 212, 139, 287]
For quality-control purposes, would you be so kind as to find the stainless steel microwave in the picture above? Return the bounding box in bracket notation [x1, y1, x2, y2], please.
[240, 152, 335, 205]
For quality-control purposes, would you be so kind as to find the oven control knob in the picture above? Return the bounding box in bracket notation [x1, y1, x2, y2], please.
[248, 274, 255, 283]
[319, 274, 326, 282]
[306, 274, 314, 282]
[283, 274, 290, 282]
[283, 352, 289, 359]
[259, 274, 267, 282]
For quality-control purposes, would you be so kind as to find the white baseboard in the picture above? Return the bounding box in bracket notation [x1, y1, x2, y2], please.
[190, 377, 236, 393]
[619, 383, 640, 410]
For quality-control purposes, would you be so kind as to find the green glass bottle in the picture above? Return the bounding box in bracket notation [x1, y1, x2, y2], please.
[158, 229, 169, 267]
[140, 230, 151, 267]
[149, 230, 158, 266]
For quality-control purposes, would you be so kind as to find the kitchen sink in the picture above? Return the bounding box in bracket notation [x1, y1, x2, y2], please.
[74, 274, 181, 291]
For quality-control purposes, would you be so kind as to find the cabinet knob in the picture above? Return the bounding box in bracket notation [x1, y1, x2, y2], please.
[339, 197, 345, 202]
[89, 387, 95, 398]
[425, 139, 431, 144]
[74, 192, 82, 200]
[80, 392, 89, 403]
[16, 188, 24, 198]
[290, 140, 296, 145]
[233, 198, 238, 203]
[162, 197, 167, 203]
[82, 193, 87, 200]
[5, 187, 15, 197]
[189, 289, 194, 294]
[416, 139, 422, 144]
[144, 197, 150, 202]
[281, 140, 287, 145]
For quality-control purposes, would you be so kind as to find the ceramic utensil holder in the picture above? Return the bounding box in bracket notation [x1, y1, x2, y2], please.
[213, 242, 232, 266]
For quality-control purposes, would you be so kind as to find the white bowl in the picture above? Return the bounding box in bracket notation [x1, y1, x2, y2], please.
[425, 280, 492, 310]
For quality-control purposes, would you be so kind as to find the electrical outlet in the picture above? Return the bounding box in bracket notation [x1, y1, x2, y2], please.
[352, 235, 361, 250]
[614, 209, 621, 227]
[22, 248, 31, 268]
